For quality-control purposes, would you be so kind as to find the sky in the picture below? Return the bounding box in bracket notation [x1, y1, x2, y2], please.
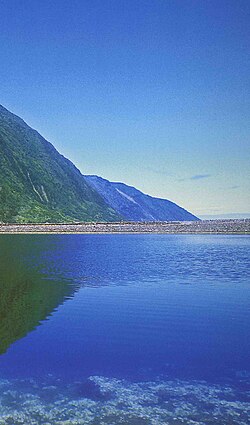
[1, 0, 249, 217]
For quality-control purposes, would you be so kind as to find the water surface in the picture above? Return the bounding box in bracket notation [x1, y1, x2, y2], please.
[0, 234, 249, 424]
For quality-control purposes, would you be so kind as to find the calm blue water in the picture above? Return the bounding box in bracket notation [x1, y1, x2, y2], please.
[0, 234, 249, 424]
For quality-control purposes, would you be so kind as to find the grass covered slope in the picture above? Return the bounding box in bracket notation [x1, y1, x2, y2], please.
[0, 105, 119, 223]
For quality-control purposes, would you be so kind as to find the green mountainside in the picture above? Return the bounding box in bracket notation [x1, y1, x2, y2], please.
[0, 105, 119, 223]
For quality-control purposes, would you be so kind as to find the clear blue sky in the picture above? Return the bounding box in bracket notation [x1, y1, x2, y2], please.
[1, 0, 249, 217]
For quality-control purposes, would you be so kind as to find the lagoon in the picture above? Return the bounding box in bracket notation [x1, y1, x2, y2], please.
[0, 234, 249, 424]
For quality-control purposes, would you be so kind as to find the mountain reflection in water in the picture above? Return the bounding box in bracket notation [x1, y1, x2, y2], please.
[0, 235, 79, 354]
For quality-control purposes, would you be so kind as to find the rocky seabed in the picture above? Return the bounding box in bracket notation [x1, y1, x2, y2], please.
[0, 374, 249, 425]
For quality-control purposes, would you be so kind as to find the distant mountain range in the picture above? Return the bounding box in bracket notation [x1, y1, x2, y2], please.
[0, 104, 198, 223]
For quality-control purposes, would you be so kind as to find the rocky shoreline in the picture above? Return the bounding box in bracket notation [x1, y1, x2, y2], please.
[0, 219, 249, 234]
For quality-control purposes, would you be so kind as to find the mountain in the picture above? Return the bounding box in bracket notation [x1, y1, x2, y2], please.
[84, 175, 199, 221]
[0, 105, 119, 222]
[0, 104, 198, 223]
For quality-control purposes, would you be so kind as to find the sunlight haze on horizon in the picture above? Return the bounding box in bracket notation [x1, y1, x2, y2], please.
[1, 0, 249, 218]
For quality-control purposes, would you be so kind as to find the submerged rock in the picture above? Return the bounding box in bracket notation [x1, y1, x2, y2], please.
[72, 377, 114, 401]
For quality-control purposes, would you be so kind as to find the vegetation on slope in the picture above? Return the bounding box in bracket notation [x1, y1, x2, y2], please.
[0, 105, 119, 223]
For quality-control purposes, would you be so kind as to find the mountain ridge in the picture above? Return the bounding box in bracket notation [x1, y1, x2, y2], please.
[84, 175, 199, 222]
[0, 104, 120, 222]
